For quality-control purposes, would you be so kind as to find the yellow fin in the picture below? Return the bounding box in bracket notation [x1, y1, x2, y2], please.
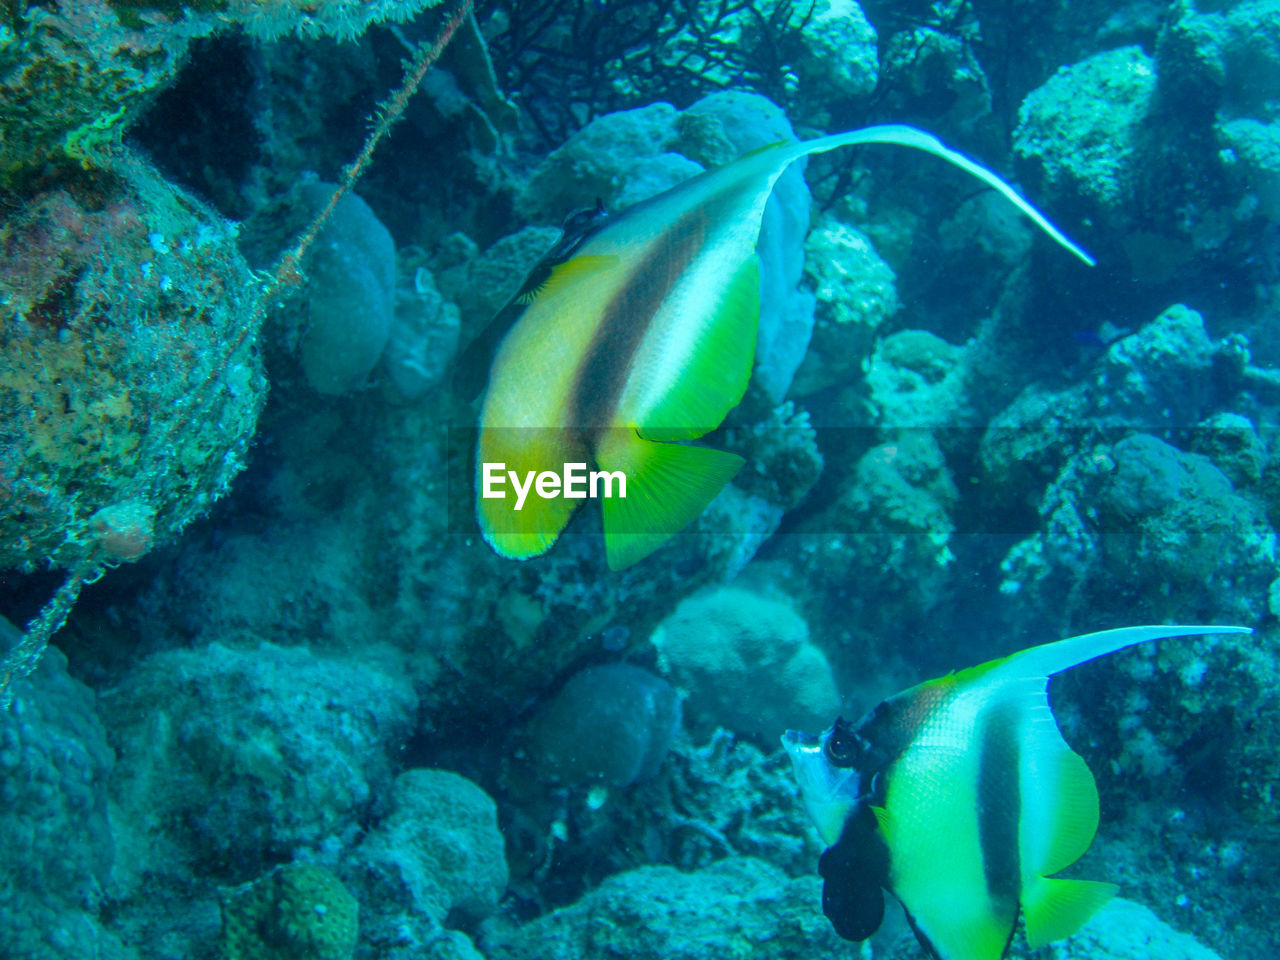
[1022, 876, 1117, 948]
[516, 254, 619, 304]
[1033, 739, 1101, 876]
[869, 804, 891, 839]
[593, 427, 743, 570]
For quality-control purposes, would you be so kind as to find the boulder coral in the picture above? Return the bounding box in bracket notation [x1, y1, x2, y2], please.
[220, 863, 359, 960]
[523, 663, 682, 788]
[650, 585, 838, 742]
[353, 769, 508, 927]
[0, 150, 265, 574]
[480, 857, 847, 960]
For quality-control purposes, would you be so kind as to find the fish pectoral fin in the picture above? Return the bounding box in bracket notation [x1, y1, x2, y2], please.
[517, 254, 620, 304]
[1021, 876, 1117, 949]
[593, 427, 743, 570]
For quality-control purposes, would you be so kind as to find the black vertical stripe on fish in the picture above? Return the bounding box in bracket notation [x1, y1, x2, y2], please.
[819, 803, 890, 942]
[977, 699, 1022, 921]
[569, 207, 709, 431]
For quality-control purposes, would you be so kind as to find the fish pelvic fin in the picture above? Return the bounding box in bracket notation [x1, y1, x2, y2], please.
[819, 804, 890, 943]
[1022, 876, 1117, 949]
[593, 426, 743, 570]
[789, 124, 1097, 267]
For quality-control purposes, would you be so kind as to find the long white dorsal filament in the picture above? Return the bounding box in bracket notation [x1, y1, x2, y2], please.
[791, 124, 1097, 267]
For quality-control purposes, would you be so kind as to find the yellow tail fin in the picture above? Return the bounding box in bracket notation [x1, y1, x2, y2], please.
[1023, 876, 1117, 948]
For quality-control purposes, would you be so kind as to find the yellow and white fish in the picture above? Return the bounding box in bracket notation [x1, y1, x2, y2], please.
[469, 126, 1095, 570]
[782, 624, 1252, 960]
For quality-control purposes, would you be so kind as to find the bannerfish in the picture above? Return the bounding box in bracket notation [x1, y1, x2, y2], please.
[782, 623, 1252, 960]
[470, 126, 1095, 570]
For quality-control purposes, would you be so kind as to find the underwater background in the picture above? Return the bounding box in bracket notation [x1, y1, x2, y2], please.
[2, 0, 1279, 958]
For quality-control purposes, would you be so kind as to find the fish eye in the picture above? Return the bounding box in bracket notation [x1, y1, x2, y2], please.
[824, 716, 861, 767]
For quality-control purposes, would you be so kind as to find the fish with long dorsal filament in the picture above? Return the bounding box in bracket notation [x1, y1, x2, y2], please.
[469, 125, 1095, 570]
[782, 623, 1253, 960]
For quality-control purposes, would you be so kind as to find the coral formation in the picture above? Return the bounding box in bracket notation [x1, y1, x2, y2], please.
[293, 182, 397, 395]
[1014, 47, 1158, 218]
[480, 857, 847, 960]
[101, 641, 416, 876]
[878, 897, 1224, 960]
[0, 0, 1276, 958]
[0, 0, 448, 188]
[354, 769, 508, 924]
[791, 216, 898, 397]
[0, 644, 120, 960]
[650, 585, 838, 742]
[865, 329, 972, 428]
[522, 663, 682, 788]
[220, 863, 359, 960]
[223, 0, 444, 41]
[0, 150, 265, 574]
[381, 254, 462, 403]
[1, 1, 213, 187]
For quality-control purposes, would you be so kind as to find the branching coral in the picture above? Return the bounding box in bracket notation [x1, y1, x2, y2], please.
[488, 0, 821, 147]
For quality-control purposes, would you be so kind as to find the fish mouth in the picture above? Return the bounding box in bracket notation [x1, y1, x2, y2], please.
[781, 729, 830, 783]
[782, 726, 859, 847]
[781, 728, 818, 752]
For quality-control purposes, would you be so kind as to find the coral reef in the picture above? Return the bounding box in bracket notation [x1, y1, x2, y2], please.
[1, 2, 214, 187]
[223, 0, 445, 41]
[1035, 898, 1224, 960]
[293, 183, 397, 395]
[1014, 47, 1158, 220]
[996, 432, 1273, 627]
[791, 216, 898, 398]
[0, 644, 122, 960]
[1, 0, 1277, 958]
[865, 329, 973, 428]
[352, 769, 508, 926]
[0, 0, 448, 189]
[878, 897, 1224, 960]
[488, 0, 877, 148]
[100, 641, 416, 878]
[381, 252, 462, 403]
